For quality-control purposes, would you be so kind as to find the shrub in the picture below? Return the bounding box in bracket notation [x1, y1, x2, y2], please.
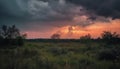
[101, 31, 120, 44]
[98, 49, 117, 61]
[80, 34, 91, 40]
[51, 33, 61, 39]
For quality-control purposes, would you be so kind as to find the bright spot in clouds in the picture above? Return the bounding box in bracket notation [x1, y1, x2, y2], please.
[25, 19, 120, 39]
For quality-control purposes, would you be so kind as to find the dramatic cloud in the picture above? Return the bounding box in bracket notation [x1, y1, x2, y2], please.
[52, 19, 120, 39]
[0, 0, 120, 38]
[0, 0, 112, 25]
[0, 0, 91, 28]
[66, 0, 120, 19]
[0, 0, 93, 31]
[0, 0, 83, 23]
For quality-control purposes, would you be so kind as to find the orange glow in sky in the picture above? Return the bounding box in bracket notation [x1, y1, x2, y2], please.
[58, 19, 120, 39]
[25, 19, 120, 39]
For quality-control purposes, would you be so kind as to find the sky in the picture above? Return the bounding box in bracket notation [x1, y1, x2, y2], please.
[0, 0, 120, 39]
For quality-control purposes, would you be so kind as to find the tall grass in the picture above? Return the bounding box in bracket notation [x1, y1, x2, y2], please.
[0, 41, 120, 69]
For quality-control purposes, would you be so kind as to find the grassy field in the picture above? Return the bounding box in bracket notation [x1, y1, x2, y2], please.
[0, 40, 120, 69]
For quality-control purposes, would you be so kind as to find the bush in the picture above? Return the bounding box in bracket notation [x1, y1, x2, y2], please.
[16, 36, 25, 46]
[98, 49, 117, 61]
[101, 31, 120, 44]
[80, 34, 91, 40]
[51, 33, 61, 39]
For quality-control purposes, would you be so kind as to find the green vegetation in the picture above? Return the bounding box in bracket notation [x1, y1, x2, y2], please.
[0, 41, 120, 69]
[0, 25, 120, 69]
[101, 31, 120, 44]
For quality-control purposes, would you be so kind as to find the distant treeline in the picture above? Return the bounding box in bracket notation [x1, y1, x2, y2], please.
[49, 31, 120, 44]
[0, 25, 120, 47]
[27, 38, 120, 44]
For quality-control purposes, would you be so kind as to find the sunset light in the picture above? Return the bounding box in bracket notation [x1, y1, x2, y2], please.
[1, 0, 120, 69]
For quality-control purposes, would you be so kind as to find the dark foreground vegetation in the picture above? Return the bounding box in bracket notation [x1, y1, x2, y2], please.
[0, 25, 26, 47]
[0, 41, 120, 69]
[0, 25, 120, 69]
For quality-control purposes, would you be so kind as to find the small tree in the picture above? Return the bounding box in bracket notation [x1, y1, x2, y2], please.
[101, 31, 120, 44]
[51, 33, 61, 39]
[80, 34, 92, 48]
[0, 25, 20, 39]
[80, 34, 91, 40]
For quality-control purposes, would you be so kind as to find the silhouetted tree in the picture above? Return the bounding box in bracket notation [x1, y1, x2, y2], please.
[101, 31, 120, 44]
[80, 34, 92, 47]
[0, 25, 26, 46]
[51, 33, 61, 39]
[80, 34, 91, 40]
[0, 25, 20, 39]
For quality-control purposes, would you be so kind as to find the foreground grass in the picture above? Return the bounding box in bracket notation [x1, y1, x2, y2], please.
[0, 41, 120, 69]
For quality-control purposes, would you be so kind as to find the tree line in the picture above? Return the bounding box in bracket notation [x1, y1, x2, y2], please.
[0, 25, 120, 47]
[51, 31, 120, 44]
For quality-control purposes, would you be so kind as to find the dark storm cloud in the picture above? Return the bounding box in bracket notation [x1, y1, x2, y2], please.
[0, 0, 29, 19]
[0, 0, 82, 24]
[0, 0, 31, 26]
[0, 0, 113, 33]
[0, 0, 87, 32]
[66, 0, 120, 19]
[0, 0, 79, 30]
[28, 0, 83, 22]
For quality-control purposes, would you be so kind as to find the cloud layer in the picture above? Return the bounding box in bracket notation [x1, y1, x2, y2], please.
[0, 0, 120, 38]
[0, 0, 84, 23]
[0, 0, 113, 25]
[66, 0, 120, 19]
[0, 0, 91, 31]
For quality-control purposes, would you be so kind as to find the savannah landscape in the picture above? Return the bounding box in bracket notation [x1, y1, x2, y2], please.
[0, 25, 120, 69]
[1, 0, 120, 69]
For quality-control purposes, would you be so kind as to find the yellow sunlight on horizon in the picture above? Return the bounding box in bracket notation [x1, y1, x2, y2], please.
[57, 19, 120, 39]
